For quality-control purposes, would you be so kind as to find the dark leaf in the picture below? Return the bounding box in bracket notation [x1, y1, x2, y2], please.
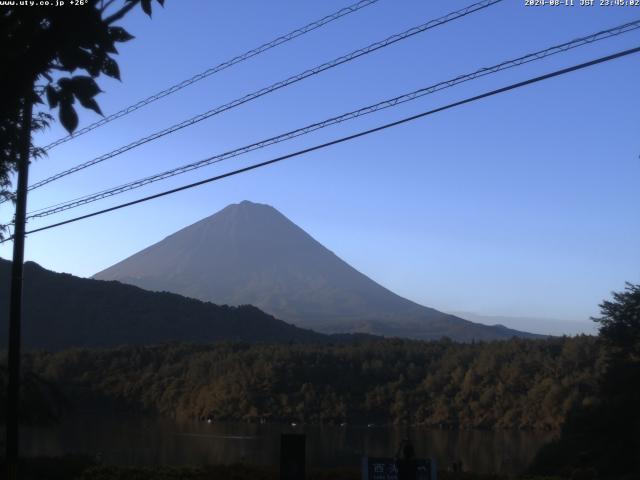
[78, 96, 103, 116]
[33, 112, 53, 133]
[104, 41, 119, 54]
[70, 76, 102, 99]
[86, 56, 102, 77]
[141, 0, 152, 16]
[57, 78, 76, 103]
[101, 57, 121, 80]
[57, 78, 77, 104]
[31, 146, 47, 160]
[109, 26, 135, 43]
[58, 47, 84, 72]
[156, 0, 165, 6]
[46, 85, 59, 108]
[92, 18, 118, 50]
[57, 77, 73, 89]
[59, 101, 79, 133]
[58, 47, 96, 72]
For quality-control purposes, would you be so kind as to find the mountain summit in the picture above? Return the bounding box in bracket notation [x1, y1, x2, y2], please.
[94, 201, 538, 341]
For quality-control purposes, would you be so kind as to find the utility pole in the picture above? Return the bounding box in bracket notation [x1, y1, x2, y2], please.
[6, 94, 33, 480]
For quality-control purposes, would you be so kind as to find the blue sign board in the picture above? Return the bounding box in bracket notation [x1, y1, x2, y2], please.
[361, 457, 436, 480]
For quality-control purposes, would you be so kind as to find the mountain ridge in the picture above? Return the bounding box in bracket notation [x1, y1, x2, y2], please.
[0, 258, 369, 350]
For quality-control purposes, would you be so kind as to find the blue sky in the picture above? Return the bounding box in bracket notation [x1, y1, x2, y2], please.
[2, 0, 639, 331]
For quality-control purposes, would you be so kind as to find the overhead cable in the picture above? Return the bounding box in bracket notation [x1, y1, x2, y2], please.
[26, 19, 640, 219]
[26, 0, 504, 193]
[7, 44, 637, 242]
[41, 0, 382, 151]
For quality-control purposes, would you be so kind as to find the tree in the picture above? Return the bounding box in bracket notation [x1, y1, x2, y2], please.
[1, 3, 166, 477]
[531, 283, 640, 479]
[592, 283, 640, 477]
[0, 0, 165, 234]
[594, 282, 640, 364]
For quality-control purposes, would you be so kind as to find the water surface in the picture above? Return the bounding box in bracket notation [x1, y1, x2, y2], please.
[20, 414, 555, 474]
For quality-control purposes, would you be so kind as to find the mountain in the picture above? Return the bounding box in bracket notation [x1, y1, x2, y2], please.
[0, 258, 338, 350]
[94, 201, 540, 341]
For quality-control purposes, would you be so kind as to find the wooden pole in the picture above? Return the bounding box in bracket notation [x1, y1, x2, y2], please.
[6, 94, 33, 480]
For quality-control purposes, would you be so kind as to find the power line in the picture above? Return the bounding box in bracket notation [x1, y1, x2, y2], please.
[30, 0, 502, 190]
[25, 0, 504, 193]
[41, 0, 381, 152]
[25, 19, 640, 219]
[6, 45, 638, 243]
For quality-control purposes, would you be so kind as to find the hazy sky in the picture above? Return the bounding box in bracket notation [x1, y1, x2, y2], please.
[1, 0, 638, 327]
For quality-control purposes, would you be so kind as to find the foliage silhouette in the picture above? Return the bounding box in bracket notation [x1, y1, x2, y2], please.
[0, 0, 164, 235]
[530, 283, 640, 479]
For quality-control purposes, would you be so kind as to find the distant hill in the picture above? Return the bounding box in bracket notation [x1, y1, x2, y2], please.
[94, 200, 541, 341]
[0, 259, 338, 350]
[450, 311, 596, 336]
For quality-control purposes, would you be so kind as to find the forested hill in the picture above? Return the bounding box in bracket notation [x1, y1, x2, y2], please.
[22, 336, 601, 430]
[0, 259, 342, 350]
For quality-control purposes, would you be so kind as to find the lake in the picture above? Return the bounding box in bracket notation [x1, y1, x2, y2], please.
[20, 414, 555, 475]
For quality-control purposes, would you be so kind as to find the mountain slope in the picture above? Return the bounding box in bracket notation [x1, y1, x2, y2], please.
[0, 259, 333, 350]
[94, 201, 539, 341]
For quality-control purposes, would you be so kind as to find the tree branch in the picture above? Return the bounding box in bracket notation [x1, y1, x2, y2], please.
[104, 0, 138, 25]
[100, 0, 118, 14]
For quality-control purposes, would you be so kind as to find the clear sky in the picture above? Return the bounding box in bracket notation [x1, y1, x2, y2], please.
[2, 0, 639, 330]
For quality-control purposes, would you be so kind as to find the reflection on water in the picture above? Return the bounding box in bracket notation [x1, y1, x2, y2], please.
[20, 414, 555, 474]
